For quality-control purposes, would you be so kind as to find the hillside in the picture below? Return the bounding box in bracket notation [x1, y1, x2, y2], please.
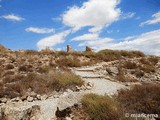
[0, 44, 160, 120]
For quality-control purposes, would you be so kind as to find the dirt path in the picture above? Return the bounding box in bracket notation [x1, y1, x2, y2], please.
[73, 64, 125, 96]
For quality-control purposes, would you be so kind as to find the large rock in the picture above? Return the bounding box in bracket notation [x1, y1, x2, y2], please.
[0, 105, 41, 120]
[0, 98, 8, 103]
[27, 96, 34, 102]
[106, 67, 119, 75]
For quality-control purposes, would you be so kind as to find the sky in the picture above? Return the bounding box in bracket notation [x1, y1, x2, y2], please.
[0, 0, 160, 56]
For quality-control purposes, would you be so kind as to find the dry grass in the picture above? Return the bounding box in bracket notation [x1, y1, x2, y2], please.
[81, 94, 123, 120]
[82, 84, 160, 120]
[123, 61, 138, 69]
[139, 58, 151, 65]
[148, 56, 159, 65]
[117, 84, 160, 115]
[96, 49, 145, 62]
[139, 64, 155, 73]
[131, 70, 144, 78]
[116, 68, 138, 82]
[55, 56, 81, 67]
[1, 70, 83, 98]
[5, 64, 14, 70]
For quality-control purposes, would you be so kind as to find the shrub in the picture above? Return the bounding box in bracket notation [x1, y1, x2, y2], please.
[139, 58, 151, 65]
[37, 65, 52, 73]
[18, 65, 27, 72]
[2, 70, 15, 77]
[53, 71, 84, 87]
[55, 56, 81, 67]
[4, 83, 24, 98]
[5, 64, 14, 70]
[81, 94, 122, 120]
[148, 56, 159, 65]
[123, 61, 138, 69]
[96, 49, 145, 62]
[2, 74, 25, 84]
[97, 49, 120, 61]
[131, 70, 144, 78]
[140, 64, 155, 73]
[23, 50, 39, 56]
[1, 70, 84, 97]
[117, 84, 160, 116]
[0, 83, 4, 97]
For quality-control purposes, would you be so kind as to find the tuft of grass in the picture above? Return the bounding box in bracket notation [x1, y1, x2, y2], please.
[81, 93, 122, 120]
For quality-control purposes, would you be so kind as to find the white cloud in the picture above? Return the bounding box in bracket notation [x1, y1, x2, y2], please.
[25, 27, 55, 34]
[121, 12, 135, 19]
[124, 36, 136, 41]
[140, 11, 160, 26]
[78, 30, 160, 56]
[37, 30, 70, 50]
[0, 14, 24, 21]
[72, 33, 99, 41]
[62, 0, 121, 32]
[79, 38, 113, 49]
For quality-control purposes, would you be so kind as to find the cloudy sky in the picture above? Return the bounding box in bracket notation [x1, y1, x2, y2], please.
[0, 0, 160, 56]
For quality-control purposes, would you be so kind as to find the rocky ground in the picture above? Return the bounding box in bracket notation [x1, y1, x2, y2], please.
[0, 62, 127, 120]
[0, 45, 160, 120]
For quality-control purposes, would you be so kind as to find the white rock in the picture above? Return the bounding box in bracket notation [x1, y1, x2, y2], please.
[36, 94, 41, 100]
[27, 96, 34, 102]
[0, 98, 8, 103]
[41, 95, 48, 100]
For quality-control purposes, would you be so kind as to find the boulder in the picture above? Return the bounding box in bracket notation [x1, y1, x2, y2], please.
[40, 95, 48, 100]
[27, 96, 34, 102]
[0, 98, 8, 103]
[30, 91, 37, 98]
[106, 67, 119, 75]
[36, 94, 41, 100]
[0, 105, 41, 120]
[11, 97, 21, 102]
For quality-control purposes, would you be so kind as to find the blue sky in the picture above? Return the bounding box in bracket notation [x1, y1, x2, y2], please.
[0, 0, 160, 56]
